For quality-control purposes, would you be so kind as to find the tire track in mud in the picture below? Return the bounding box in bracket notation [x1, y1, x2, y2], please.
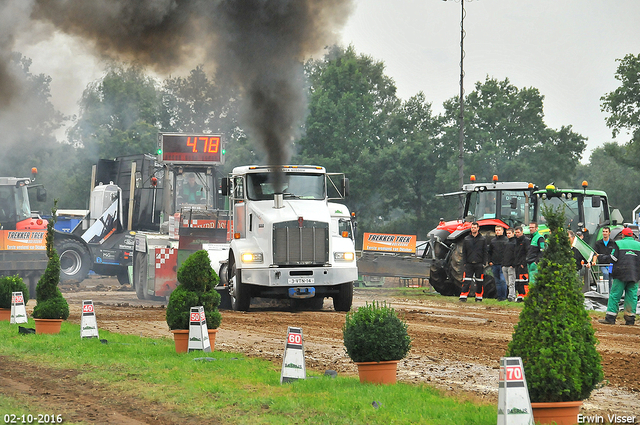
[0, 358, 204, 425]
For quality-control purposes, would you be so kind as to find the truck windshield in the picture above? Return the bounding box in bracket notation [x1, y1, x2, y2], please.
[246, 173, 325, 201]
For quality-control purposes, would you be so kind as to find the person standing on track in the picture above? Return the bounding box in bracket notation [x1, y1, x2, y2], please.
[595, 227, 640, 326]
[460, 222, 488, 303]
[594, 226, 614, 292]
[488, 225, 508, 301]
[502, 227, 517, 302]
[514, 226, 530, 302]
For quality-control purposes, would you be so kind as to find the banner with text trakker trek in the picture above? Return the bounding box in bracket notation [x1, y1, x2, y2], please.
[0, 230, 46, 250]
[362, 233, 417, 254]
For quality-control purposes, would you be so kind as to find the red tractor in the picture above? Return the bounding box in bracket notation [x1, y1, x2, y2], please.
[425, 176, 538, 297]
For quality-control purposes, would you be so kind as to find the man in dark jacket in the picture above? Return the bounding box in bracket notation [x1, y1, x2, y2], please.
[596, 227, 640, 325]
[460, 222, 488, 303]
[513, 226, 530, 302]
[526, 222, 545, 286]
[594, 226, 614, 291]
[501, 228, 516, 302]
[488, 225, 508, 301]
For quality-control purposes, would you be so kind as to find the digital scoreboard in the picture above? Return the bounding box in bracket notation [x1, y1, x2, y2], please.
[158, 133, 224, 165]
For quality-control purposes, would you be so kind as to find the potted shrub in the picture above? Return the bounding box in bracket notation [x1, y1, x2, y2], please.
[342, 301, 412, 384]
[507, 206, 603, 425]
[0, 275, 30, 321]
[166, 250, 222, 353]
[32, 202, 70, 334]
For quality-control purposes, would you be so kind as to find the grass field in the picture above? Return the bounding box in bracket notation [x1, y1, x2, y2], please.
[0, 319, 498, 424]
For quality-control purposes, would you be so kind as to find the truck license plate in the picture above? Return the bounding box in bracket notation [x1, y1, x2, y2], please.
[288, 277, 314, 284]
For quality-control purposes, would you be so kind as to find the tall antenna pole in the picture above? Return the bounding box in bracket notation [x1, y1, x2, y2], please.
[458, 0, 465, 190]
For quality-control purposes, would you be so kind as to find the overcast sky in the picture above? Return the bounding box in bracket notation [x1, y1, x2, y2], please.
[15, 0, 640, 162]
[340, 0, 640, 161]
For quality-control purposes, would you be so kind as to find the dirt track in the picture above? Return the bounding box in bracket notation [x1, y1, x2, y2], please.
[4, 279, 640, 424]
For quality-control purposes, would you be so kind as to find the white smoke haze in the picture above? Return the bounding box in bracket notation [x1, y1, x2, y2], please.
[0, 0, 354, 170]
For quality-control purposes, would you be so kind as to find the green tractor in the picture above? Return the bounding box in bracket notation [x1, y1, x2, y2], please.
[532, 182, 625, 243]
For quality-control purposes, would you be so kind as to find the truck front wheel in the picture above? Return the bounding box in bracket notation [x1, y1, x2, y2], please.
[333, 282, 353, 312]
[229, 260, 250, 311]
[57, 239, 91, 284]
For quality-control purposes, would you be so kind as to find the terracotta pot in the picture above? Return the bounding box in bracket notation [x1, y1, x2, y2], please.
[171, 329, 189, 353]
[0, 308, 10, 321]
[531, 400, 583, 425]
[172, 329, 218, 353]
[355, 360, 399, 384]
[34, 318, 63, 334]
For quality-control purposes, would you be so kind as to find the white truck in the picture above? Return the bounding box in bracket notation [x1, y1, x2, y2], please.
[221, 165, 357, 311]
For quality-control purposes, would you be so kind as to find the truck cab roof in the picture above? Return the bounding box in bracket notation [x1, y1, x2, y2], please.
[231, 165, 326, 175]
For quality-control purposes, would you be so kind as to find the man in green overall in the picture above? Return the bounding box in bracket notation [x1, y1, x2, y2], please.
[595, 227, 639, 326]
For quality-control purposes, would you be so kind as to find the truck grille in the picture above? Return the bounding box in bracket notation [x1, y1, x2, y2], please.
[273, 220, 329, 266]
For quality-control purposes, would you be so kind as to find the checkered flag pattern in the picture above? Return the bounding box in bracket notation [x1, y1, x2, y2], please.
[155, 248, 175, 269]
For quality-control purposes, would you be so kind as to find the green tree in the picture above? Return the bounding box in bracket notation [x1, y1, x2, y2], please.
[442, 77, 586, 186]
[69, 64, 161, 159]
[507, 206, 602, 402]
[600, 54, 640, 173]
[377, 93, 453, 238]
[577, 143, 640, 221]
[160, 66, 258, 173]
[601, 54, 640, 139]
[295, 46, 399, 232]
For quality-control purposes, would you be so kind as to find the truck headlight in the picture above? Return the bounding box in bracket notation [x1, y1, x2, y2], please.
[334, 252, 355, 261]
[241, 252, 263, 263]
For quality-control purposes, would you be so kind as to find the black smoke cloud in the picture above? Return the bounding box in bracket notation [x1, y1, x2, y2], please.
[1, 0, 354, 169]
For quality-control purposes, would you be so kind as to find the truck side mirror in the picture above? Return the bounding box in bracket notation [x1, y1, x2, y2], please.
[37, 187, 47, 203]
[610, 209, 623, 225]
[510, 198, 518, 209]
[591, 196, 601, 208]
[342, 178, 350, 197]
[221, 178, 230, 196]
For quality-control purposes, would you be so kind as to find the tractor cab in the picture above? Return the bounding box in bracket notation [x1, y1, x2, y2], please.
[533, 182, 622, 245]
[0, 175, 47, 231]
[432, 176, 538, 237]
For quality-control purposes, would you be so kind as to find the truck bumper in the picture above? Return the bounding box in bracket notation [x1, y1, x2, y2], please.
[241, 265, 358, 288]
